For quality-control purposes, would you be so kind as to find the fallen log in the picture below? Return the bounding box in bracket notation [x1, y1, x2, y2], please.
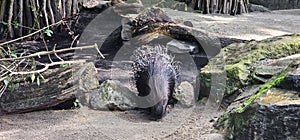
[0, 62, 99, 114]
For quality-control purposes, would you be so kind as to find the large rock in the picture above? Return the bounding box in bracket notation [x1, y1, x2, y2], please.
[89, 80, 137, 111]
[213, 51, 300, 139]
[174, 81, 195, 107]
[199, 34, 300, 98]
[215, 88, 300, 140]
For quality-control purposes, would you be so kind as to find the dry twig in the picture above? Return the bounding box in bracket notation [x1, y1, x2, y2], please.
[0, 20, 63, 46]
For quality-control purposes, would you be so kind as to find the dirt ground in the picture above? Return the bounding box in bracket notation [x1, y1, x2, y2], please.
[1, 9, 300, 140]
[0, 105, 223, 140]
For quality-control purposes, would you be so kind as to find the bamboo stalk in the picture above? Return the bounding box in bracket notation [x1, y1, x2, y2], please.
[62, 0, 66, 18]
[0, 0, 7, 22]
[18, 0, 24, 36]
[204, 0, 210, 14]
[239, 0, 246, 14]
[52, 0, 61, 21]
[30, 0, 40, 29]
[24, 0, 33, 34]
[72, 0, 78, 15]
[47, 0, 55, 25]
[58, 0, 63, 16]
[8, 0, 15, 38]
[43, 0, 49, 27]
[66, 0, 72, 17]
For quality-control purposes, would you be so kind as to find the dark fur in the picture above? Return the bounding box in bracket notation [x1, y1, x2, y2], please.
[132, 45, 179, 120]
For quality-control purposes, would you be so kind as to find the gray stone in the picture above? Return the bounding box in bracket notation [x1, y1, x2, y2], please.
[121, 18, 132, 41]
[248, 3, 271, 13]
[82, 0, 111, 9]
[166, 39, 198, 54]
[199, 133, 224, 140]
[183, 21, 193, 27]
[171, 2, 187, 11]
[174, 81, 195, 107]
[251, 54, 300, 92]
[89, 80, 137, 111]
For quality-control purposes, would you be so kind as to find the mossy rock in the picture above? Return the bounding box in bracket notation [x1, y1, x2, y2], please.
[214, 88, 300, 140]
[214, 58, 300, 139]
[199, 34, 300, 98]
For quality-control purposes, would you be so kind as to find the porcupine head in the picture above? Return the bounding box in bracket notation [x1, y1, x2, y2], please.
[131, 45, 180, 120]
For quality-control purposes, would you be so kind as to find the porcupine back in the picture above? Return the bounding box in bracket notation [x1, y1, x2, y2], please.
[131, 45, 180, 120]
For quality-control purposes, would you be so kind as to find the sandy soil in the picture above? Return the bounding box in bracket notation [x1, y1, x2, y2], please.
[0, 105, 223, 140]
[1, 9, 300, 140]
[165, 9, 300, 41]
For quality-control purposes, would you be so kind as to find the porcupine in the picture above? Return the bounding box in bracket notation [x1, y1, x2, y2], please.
[131, 45, 180, 120]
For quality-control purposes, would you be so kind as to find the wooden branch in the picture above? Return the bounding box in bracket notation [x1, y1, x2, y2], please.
[70, 34, 79, 48]
[0, 43, 102, 61]
[41, 36, 54, 63]
[0, 42, 102, 80]
[10, 60, 85, 75]
[0, 62, 15, 77]
[0, 64, 14, 73]
[53, 44, 64, 61]
[0, 20, 63, 46]
[0, 84, 7, 99]
[0, 59, 26, 81]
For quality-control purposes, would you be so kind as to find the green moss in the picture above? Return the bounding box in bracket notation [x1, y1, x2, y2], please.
[215, 109, 253, 139]
[235, 62, 296, 113]
[100, 82, 113, 101]
[199, 34, 300, 97]
[226, 62, 250, 84]
[213, 35, 300, 139]
[226, 111, 254, 139]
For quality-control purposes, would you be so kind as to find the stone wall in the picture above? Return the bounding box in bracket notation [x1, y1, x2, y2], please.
[250, 0, 300, 10]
